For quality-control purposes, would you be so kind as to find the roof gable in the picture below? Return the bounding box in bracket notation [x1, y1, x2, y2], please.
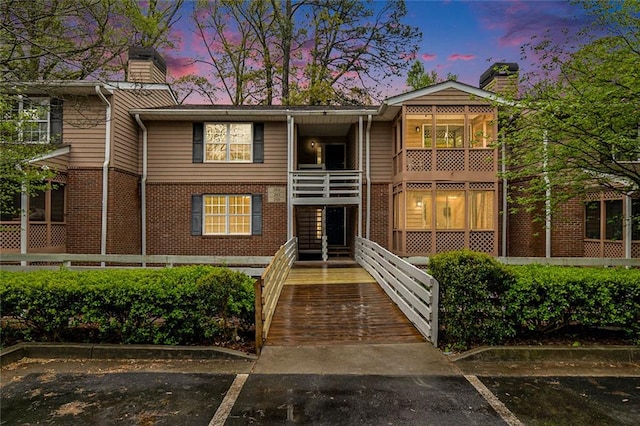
[384, 80, 505, 106]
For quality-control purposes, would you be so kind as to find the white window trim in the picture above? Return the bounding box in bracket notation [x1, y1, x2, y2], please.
[17, 96, 50, 144]
[204, 123, 253, 163]
[203, 194, 252, 236]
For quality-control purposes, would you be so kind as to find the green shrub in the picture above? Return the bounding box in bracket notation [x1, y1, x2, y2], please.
[506, 265, 640, 340]
[0, 266, 256, 348]
[428, 250, 516, 350]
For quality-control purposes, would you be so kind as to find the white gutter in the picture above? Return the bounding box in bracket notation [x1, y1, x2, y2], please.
[365, 114, 372, 239]
[96, 85, 111, 266]
[134, 114, 148, 265]
[358, 116, 363, 238]
[543, 131, 551, 258]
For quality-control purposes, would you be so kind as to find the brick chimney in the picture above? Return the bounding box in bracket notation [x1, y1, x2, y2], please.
[479, 62, 518, 95]
[127, 47, 167, 84]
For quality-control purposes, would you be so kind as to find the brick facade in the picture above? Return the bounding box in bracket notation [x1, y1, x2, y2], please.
[67, 169, 103, 254]
[108, 169, 141, 254]
[146, 182, 287, 256]
[368, 184, 390, 249]
[550, 197, 584, 257]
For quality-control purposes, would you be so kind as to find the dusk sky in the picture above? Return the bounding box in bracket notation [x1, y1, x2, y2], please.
[162, 0, 590, 103]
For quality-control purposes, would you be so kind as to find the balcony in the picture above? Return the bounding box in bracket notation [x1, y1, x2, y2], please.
[290, 170, 361, 205]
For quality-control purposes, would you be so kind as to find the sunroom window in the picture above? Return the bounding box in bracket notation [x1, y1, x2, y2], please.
[435, 115, 464, 148]
[436, 190, 465, 229]
[406, 190, 431, 230]
[469, 190, 493, 230]
[470, 114, 494, 148]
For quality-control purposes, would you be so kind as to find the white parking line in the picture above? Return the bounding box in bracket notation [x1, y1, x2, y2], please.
[209, 373, 248, 426]
[464, 374, 523, 426]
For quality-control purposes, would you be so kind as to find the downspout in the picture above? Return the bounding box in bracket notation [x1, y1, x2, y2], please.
[365, 115, 372, 239]
[20, 178, 27, 266]
[96, 86, 111, 266]
[287, 115, 293, 240]
[134, 114, 147, 266]
[543, 130, 551, 258]
[625, 192, 633, 259]
[358, 116, 363, 238]
[501, 133, 508, 256]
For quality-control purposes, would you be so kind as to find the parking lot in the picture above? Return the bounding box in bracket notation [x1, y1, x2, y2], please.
[2, 345, 639, 425]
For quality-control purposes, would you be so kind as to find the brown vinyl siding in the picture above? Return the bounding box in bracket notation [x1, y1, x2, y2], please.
[111, 89, 175, 174]
[407, 88, 491, 105]
[146, 121, 288, 183]
[63, 96, 107, 168]
[369, 122, 393, 183]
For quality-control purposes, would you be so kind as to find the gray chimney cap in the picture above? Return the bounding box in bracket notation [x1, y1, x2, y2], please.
[479, 62, 518, 89]
[128, 47, 167, 74]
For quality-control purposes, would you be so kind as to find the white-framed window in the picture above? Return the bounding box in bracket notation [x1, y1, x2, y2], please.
[205, 123, 252, 162]
[203, 195, 252, 235]
[15, 97, 50, 144]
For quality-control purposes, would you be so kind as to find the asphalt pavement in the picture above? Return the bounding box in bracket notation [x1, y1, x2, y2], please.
[1, 343, 639, 425]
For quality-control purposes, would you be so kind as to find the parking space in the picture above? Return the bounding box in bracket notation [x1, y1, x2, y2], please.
[479, 376, 640, 425]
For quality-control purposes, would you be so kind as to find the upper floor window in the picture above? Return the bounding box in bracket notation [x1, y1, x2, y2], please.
[435, 115, 464, 148]
[192, 122, 263, 164]
[405, 110, 495, 149]
[205, 123, 252, 162]
[0, 96, 62, 144]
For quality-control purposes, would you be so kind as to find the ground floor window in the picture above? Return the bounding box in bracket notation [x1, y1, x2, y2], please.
[402, 189, 493, 231]
[585, 196, 639, 241]
[203, 195, 251, 235]
[0, 183, 65, 223]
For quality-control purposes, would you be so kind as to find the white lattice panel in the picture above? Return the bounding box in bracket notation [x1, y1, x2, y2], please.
[406, 150, 432, 172]
[436, 150, 464, 171]
[470, 231, 495, 254]
[469, 150, 495, 172]
[603, 242, 623, 258]
[435, 231, 465, 252]
[0, 224, 21, 250]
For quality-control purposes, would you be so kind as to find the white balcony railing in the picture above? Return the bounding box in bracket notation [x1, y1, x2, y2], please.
[290, 170, 361, 205]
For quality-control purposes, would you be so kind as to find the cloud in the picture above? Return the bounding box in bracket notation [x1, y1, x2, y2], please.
[472, 0, 589, 49]
[448, 53, 476, 61]
[421, 53, 436, 61]
[164, 55, 204, 79]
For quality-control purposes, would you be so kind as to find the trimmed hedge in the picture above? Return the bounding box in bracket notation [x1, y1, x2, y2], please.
[0, 266, 255, 347]
[428, 250, 515, 350]
[429, 251, 640, 350]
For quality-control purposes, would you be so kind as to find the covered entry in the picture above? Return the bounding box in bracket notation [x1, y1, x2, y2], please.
[295, 205, 356, 261]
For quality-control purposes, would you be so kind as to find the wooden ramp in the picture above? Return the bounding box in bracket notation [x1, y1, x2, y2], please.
[266, 264, 425, 346]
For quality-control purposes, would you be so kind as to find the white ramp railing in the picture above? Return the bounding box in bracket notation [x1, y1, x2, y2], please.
[355, 237, 439, 346]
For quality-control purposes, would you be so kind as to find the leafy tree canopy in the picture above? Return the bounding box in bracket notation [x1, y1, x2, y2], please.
[406, 60, 458, 91]
[500, 0, 640, 212]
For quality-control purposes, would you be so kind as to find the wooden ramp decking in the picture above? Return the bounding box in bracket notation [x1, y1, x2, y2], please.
[266, 264, 425, 346]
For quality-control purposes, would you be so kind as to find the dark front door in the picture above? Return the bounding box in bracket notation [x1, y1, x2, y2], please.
[325, 144, 345, 170]
[326, 207, 345, 246]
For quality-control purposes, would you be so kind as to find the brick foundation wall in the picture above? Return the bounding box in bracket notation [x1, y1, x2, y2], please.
[507, 183, 545, 257]
[67, 169, 103, 254]
[146, 183, 287, 256]
[551, 197, 584, 257]
[368, 184, 390, 250]
[108, 169, 141, 254]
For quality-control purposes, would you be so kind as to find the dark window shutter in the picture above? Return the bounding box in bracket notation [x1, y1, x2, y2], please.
[193, 123, 204, 163]
[253, 123, 264, 163]
[191, 194, 203, 235]
[251, 194, 262, 235]
[50, 98, 63, 145]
